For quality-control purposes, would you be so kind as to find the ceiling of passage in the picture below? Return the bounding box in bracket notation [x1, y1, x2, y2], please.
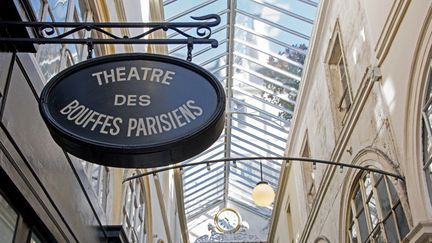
[163, 0, 318, 240]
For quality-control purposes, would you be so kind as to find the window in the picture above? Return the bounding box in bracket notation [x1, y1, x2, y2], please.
[326, 21, 353, 127]
[0, 192, 18, 243]
[29, 0, 43, 19]
[286, 203, 294, 243]
[301, 136, 315, 211]
[81, 162, 110, 212]
[422, 61, 432, 203]
[29, 230, 46, 243]
[0, 189, 52, 243]
[347, 172, 409, 243]
[122, 178, 146, 243]
[328, 34, 352, 112]
[336, 51, 351, 111]
[28, 0, 93, 81]
[233, 99, 247, 128]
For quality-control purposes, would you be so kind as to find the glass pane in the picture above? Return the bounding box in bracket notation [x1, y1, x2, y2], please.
[354, 188, 363, 213]
[426, 160, 432, 203]
[373, 173, 383, 183]
[234, 42, 303, 78]
[383, 216, 398, 243]
[38, 13, 62, 81]
[234, 27, 307, 64]
[74, 0, 87, 21]
[257, 0, 317, 20]
[48, 0, 69, 22]
[395, 203, 409, 240]
[236, 12, 308, 47]
[91, 165, 101, 194]
[424, 68, 432, 162]
[426, 106, 432, 137]
[349, 224, 358, 243]
[29, 0, 43, 19]
[376, 178, 391, 216]
[423, 117, 432, 160]
[372, 228, 386, 243]
[0, 193, 18, 243]
[338, 58, 347, 88]
[368, 196, 378, 228]
[30, 232, 43, 243]
[237, 0, 314, 38]
[193, 43, 227, 65]
[364, 174, 373, 198]
[165, 0, 227, 23]
[388, 180, 399, 205]
[129, 195, 136, 224]
[125, 185, 132, 214]
[357, 210, 369, 242]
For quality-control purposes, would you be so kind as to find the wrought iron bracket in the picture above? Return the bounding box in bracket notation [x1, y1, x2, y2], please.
[122, 156, 405, 184]
[0, 14, 221, 60]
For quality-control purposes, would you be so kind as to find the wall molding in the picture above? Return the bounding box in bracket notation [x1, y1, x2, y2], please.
[403, 3, 432, 222]
[375, 0, 411, 66]
[299, 64, 376, 242]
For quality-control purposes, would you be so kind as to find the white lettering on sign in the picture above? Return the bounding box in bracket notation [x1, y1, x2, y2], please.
[60, 100, 122, 135]
[91, 67, 176, 86]
[60, 99, 203, 138]
[126, 100, 203, 137]
[114, 94, 151, 107]
[58, 64, 207, 139]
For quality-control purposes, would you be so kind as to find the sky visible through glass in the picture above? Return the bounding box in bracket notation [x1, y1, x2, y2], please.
[164, 0, 318, 241]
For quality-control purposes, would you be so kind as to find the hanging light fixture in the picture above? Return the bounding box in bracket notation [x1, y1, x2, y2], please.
[252, 161, 275, 206]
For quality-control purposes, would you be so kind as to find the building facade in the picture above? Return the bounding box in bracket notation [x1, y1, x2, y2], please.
[6, 0, 432, 242]
[0, 1, 181, 243]
[271, 0, 432, 242]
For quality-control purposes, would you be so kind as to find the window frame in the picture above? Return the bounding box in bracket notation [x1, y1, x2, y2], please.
[29, 0, 94, 81]
[122, 177, 147, 243]
[0, 187, 54, 243]
[336, 53, 352, 111]
[422, 61, 432, 205]
[346, 172, 409, 243]
[325, 20, 354, 128]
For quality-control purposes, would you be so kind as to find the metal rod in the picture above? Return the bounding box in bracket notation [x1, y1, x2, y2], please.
[0, 14, 221, 50]
[260, 161, 263, 181]
[0, 37, 218, 46]
[122, 156, 404, 183]
[0, 15, 221, 28]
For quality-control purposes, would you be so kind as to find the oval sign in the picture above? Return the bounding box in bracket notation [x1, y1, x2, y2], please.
[39, 53, 225, 168]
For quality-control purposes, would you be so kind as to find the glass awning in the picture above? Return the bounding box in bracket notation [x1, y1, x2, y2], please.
[164, 0, 318, 241]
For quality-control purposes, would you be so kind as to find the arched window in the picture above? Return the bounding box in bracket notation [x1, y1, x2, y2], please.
[122, 177, 146, 243]
[347, 172, 409, 242]
[422, 61, 432, 203]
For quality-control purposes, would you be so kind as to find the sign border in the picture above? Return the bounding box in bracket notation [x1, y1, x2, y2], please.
[39, 53, 226, 168]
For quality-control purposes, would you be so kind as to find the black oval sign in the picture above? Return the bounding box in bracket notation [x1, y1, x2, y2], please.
[39, 53, 225, 168]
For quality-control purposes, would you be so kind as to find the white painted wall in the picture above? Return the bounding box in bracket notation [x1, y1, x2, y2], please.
[272, 0, 432, 242]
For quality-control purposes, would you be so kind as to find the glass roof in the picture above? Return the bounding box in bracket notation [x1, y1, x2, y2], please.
[164, 0, 318, 240]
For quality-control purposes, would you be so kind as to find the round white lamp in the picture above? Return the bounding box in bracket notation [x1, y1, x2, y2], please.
[252, 181, 275, 206]
[251, 161, 275, 207]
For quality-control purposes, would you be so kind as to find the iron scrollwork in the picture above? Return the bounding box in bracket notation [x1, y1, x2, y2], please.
[0, 14, 221, 60]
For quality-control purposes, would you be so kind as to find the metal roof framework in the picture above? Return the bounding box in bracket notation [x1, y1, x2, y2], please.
[163, 0, 318, 237]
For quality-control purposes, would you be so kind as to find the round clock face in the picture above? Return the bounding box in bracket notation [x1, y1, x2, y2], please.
[214, 208, 241, 233]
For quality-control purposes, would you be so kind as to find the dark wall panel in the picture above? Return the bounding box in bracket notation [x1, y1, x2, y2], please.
[0, 53, 13, 98]
[0, 135, 71, 242]
[0, 57, 101, 243]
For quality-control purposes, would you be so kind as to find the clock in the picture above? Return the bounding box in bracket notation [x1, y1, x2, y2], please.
[214, 208, 242, 233]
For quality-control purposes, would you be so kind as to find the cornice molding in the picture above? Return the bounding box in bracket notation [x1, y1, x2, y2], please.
[375, 0, 411, 66]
